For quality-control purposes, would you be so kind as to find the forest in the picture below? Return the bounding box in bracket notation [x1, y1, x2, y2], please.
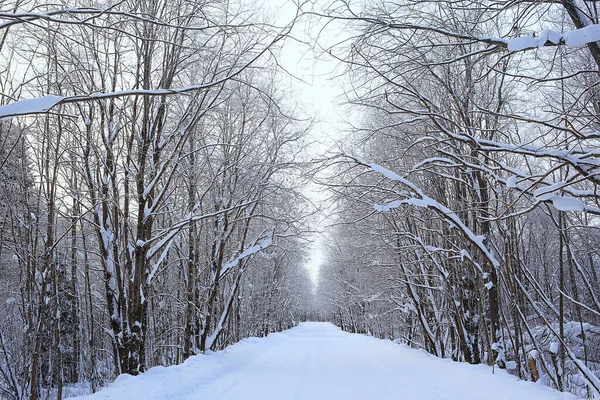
[1, 0, 600, 399]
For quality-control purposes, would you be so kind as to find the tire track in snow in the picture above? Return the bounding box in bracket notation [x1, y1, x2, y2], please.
[291, 349, 311, 400]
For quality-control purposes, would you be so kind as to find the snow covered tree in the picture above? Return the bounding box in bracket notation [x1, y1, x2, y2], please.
[318, 0, 600, 396]
[0, 0, 314, 398]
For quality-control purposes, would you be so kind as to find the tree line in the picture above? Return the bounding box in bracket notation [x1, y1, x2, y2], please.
[4, 0, 600, 399]
[317, 0, 600, 398]
[0, 1, 313, 399]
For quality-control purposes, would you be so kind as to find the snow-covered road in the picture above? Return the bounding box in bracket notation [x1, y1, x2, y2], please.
[71, 322, 577, 400]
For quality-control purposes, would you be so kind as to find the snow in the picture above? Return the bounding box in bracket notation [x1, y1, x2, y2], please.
[146, 240, 174, 285]
[219, 235, 273, 278]
[373, 200, 402, 212]
[565, 24, 600, 46]
[368, 162, 404, 181]
[69, 322, 578, 400]
[363, 161, 500, 270]
[508, 35, 543, 51]
[506, 176, 518, 188]
[508, 29, 563, 51]
[550, 195, 587, 212]
[0, 95, 63, 120]
[533, 192, 592, 212]
[508, 25, 600, 51]
[506, 360, 518, 370]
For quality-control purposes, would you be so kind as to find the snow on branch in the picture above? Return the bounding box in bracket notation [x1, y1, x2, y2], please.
[535, 193, 600, 213]
[145, 201, 256, 260]
[348, 156, 500, 274]
[508, 25, 600, 51]
[0, 21, 293, 120]
[146, 239, 174, 286]
[323, 12, 600, 54]
[422, 124, 600, 215]
[0, 96, 63, 120]
[1, 83, 230, 119]
[219, 233, 273, 279]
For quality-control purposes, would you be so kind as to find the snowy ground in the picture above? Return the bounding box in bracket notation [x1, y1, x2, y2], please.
[69, 322, 578, 400]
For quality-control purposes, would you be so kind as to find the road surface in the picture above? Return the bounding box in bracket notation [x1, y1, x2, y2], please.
[70, 322, 576, 400]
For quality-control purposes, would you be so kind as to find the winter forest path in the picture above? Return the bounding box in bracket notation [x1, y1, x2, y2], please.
[72, 322, 576, 400]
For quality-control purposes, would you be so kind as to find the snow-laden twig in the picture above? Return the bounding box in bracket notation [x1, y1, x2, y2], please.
[219, 234, 273, 279]
[0, 20, 294, 119]
[348, 156, 499, 272]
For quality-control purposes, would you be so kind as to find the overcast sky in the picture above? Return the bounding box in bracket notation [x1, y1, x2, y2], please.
[259, 0, 351, 285]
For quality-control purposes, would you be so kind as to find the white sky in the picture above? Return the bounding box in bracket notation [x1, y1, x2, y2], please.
[259, 0, 349, 286]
